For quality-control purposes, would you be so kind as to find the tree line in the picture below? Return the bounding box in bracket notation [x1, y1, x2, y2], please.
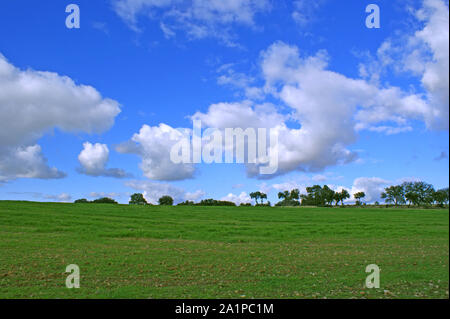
[73, 181, 449, 208]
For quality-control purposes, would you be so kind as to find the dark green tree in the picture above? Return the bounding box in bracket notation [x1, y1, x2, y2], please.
[129, 193, 147, 205]
[158, 196, 174, 206]
[433, 188, 449, 206]
[354, 191, 366, 205]
[381, 185, 405, 206]
[74, 198, 89, 203]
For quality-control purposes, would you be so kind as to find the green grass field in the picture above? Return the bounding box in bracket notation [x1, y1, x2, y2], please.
[0, 201, 448, 299]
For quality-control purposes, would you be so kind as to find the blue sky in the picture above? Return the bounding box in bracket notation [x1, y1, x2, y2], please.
[0, 0, 448, 204]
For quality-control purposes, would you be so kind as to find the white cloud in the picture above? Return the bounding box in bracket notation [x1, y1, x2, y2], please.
[112, 0, 270, 45]
[358, 0, 449, 130]
[191, 100, 285, 130]
[291, 0, 325, 26]
[8, 191, 72, 202]
[43, 193, 72, 202]
[272, 181, 306, 194]
[117, 1, 448, 182]
[78, 142, 129, 178]
[117, 124, 196, 181]
[0, 145, 65, 183]
[414, 0, 449, 129]
[221, 191, 252, 205]
[125, 179, 204, 204]
[0, 54, 121, 182]
[184, 189, 206, 202]
[350, 177, 390, 203]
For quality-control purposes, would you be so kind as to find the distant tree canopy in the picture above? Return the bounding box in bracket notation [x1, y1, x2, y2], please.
[198, 199, 236, 206]
[354, 192, 366, 205]
[129, 193, 147, 205]
[250, 191, 268, 205]
[176, 199, 236, 206]
[276, 189, 300, 206]
[177, 200, 195, 206]
[434, 188, 450, 206]
[380, 182, 447, 207]
[92, 197, 118, 204]
[74, 198, 89, 203]
[381, 181, 440, 207]
[158, 196, 174, 206]
[74, 198, 117, 204]
[299, 185, 342, 206]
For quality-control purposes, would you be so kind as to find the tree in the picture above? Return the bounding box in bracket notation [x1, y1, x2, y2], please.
[290, 189, 300, 201]
[250, 191, 262, 204]
[74, 198, 89, 203]
[301, 185, 323, 206]
[92, 197, 118, 204]
[354, 192, 366, 205]
[381, 185, 405, 206]
[322, 185, 336, 206]
[334, 189, 350, 206]
[434, 188, 449, 206]
[278, 191, 290, 201]
[129, 193, 147, 205]
[402, 181, 435, 206]
[260, 193, 267, 204]
[158, 196, 174, 206]
[276, 189, 300, 206]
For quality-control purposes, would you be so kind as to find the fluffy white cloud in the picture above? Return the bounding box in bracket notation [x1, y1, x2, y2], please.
[359, 0, 449, 130]
[78, 142, 128, 178]
[184, 189, 206, 202]
[0, 145, 65, 183]
[117, 124, 196, 181]
[117, 1, 448, 182]
[272, 181, 306, 194]
[0, 54, 121, 182]
[125, 180, 204, 204]
[350, 177, 390, 203]
[221, 191, 252, 205]
[113, 0, 270, 45]
[192, 101, 285, 130]
[414, 0, 449, 129]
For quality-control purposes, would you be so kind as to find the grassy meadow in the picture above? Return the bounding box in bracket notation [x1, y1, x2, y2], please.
[0, 201, 448, 299]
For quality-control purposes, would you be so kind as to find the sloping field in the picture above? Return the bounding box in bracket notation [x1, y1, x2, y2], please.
[0, 201, 448, 298]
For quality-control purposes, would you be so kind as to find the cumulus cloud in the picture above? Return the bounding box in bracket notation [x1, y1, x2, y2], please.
[350, 177, 390, 203]
[112, 0, 270, 45]
[0, 145, 65, 183]
[0, 54, 121, 183]
[221, 191, 252, 205]
[117, 1, 448, 181]
[184, 189, 206, 202]
[359, 0, 449, 130]
[78, 142, 129, 178]
[125, 180, 204, 204]
[117, 124, 196, 181]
